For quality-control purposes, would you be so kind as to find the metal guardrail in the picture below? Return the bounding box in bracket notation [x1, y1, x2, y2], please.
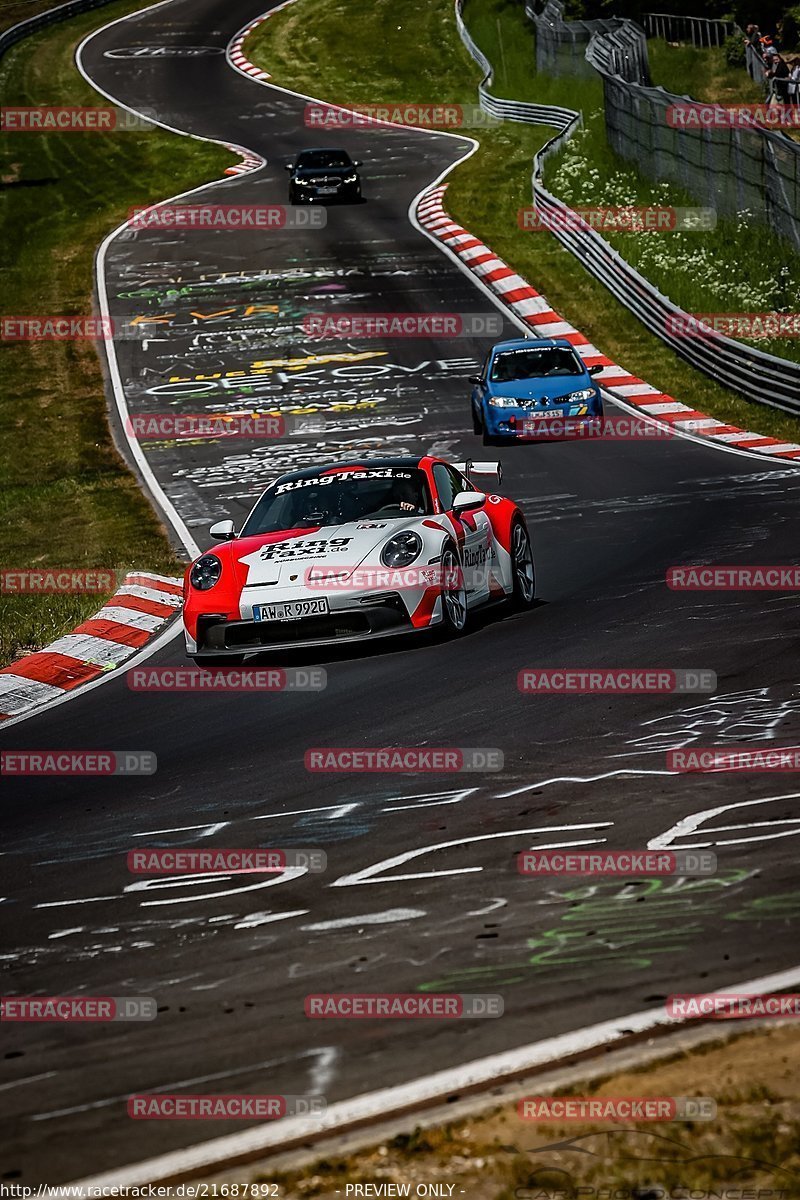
[643, 13, 738, 48]
[455, 0, 574, 132]
[0, 0, 116, 59]
[452, 0, 800, 414]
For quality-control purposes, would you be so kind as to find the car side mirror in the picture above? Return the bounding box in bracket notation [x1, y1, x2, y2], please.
[209, 519, 236, 540]
[353, 160, 362, 167]
[469, 375, 483, 385]
[587, 364, 603, 376]
[452, 490, 486, 514]
[284, 164, 294, 171]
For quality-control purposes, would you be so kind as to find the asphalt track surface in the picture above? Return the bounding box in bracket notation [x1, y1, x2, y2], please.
[2, 0, 800, 1183]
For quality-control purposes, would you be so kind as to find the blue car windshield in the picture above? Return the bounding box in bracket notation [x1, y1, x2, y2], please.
[490, 348, 582, 382]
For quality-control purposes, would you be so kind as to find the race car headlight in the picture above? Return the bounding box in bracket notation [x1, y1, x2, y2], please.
[381, 531, 422, 568]
[488, 395, 518, 407]
[189, 554, 222, 591]
[564, 388, 596, 403]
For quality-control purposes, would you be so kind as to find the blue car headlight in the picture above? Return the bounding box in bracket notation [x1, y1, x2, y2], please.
[381, 532, 422, 568]
[488, 395, 519, 407]
[564, 388, 596, 403]
[190, 554, 222, 591]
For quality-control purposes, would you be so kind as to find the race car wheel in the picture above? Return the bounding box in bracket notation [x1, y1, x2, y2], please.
[192, 654, 246, 667]
[439, 543, 468, 636]
[510, 519, 536, 609]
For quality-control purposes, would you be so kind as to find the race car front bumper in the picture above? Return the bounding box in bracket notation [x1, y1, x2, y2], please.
[191, 594, 421, 655]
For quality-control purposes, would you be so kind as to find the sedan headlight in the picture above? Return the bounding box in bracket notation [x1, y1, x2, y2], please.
[381, 531, 422, 568]
[190, 554, 222, 591]
[563, 387, 596, 403]
[488, 395, 519, 407]
[343, 173, 358, 183]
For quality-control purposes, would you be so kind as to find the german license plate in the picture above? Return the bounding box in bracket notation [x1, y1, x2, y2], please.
[318, 186, 337, 195]
[253, 598, 329, 622]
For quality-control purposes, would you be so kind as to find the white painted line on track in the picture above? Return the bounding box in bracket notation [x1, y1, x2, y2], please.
[70, 962, 800, 1187]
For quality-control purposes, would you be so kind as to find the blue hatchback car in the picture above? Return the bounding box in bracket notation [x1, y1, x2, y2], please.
[470, 337, 604, 445]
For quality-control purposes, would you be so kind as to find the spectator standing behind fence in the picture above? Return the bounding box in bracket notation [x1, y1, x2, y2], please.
[744, 24, 762, 50]
[769, 54, 792, 102]
[790, 58, 800, 104]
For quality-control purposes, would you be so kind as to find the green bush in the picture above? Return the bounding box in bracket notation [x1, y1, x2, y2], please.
[724, 31, 746, 66]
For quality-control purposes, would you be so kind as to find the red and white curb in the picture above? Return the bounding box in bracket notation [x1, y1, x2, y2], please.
[0, 572, 182, 722]
[417, 185, 800, 461]
[224, 144, 266, 176]
[228, 0, 298, 84]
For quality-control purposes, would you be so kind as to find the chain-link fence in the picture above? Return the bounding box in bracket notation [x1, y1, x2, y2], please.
[529, 2, 800, 251]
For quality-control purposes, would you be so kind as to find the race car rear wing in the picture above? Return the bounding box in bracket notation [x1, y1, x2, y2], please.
[452, 460, 503, 487]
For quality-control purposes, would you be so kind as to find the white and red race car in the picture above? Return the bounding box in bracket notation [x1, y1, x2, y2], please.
[182, 456, 535, 662]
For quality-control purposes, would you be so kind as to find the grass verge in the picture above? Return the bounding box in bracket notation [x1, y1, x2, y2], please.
[210, 1025, 800, 1195]
[246, 0, 800, 443]
[0, 0, 233, 667]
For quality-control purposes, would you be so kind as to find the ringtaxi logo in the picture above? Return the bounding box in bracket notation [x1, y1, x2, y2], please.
[128, 1094, 326, 1119]
[1, 317, 113, 341]
[0, 569, 118, 594]
[304, 748, 503, 772]
[1, 997, 156, 1021]
[517, 1096, 717, 1121]
[668, 993, 800, 1018]
[517, 850, 717, 877]
[518, 669, 716, 694]
[128, 205, 326, 230]
[127, 848, 326, 874]
[0, 751, 156, 776]
[128, 667, 326, 692]
[305, 993, 503, 1018]
[668, 747, 800, 772]
[667, 565, 800, 590]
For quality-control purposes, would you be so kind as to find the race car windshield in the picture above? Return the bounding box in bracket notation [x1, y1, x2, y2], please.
[490, 348, 582, 381]
[240, 468, 433, 535]
[296, 150, 352, 169]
